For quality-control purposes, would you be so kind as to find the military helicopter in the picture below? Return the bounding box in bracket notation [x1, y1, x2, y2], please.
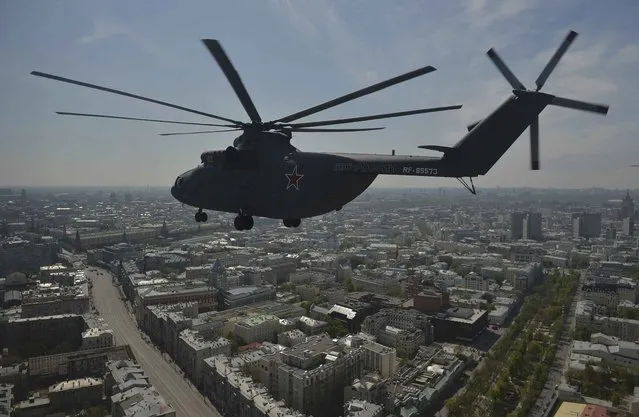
[32, 30, 609, 231]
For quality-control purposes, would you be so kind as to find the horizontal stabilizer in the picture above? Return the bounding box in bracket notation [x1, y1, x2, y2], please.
[467, 119, 482, 132]
[418, 145, 453, 153]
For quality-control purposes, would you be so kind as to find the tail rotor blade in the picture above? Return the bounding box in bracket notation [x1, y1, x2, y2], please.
[530, 117, 540, 170]
[486, 49, 526, 90]
[535, 30, 578, 91]
[551, 96, 609, 115]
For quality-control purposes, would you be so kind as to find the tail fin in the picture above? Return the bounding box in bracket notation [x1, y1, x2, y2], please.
[443, 94, 551, 176]
[426, 29, 610, 178]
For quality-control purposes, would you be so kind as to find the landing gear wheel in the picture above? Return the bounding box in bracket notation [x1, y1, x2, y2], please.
[195, 211, 208, 223]
[234, 215, 254, 231]
[283, 218, 301, 228]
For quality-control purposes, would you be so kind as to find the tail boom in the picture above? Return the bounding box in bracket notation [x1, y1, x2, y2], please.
[331, 91, 553, 179]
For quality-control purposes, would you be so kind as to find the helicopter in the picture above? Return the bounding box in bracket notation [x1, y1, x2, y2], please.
[32, 30, 609, 231]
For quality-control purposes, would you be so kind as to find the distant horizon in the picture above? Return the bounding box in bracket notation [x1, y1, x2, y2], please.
[2, 185, 638, 192]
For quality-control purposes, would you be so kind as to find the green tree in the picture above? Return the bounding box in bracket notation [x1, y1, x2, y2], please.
[226, 332, 240, 354]
[300, 301, 313, 314]
[611, 391, 622, 406]
[327, 318, 348, 338]
[344, 277, 355, 292]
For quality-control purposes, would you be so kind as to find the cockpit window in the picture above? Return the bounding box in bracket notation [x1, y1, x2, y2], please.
[225, 149, 259, 170]
[201, 149, 259, 170]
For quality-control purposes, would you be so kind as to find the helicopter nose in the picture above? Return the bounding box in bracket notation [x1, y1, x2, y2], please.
[171, 176, 186, 201]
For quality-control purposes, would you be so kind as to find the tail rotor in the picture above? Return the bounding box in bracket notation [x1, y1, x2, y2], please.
[485, 30, 609, 170]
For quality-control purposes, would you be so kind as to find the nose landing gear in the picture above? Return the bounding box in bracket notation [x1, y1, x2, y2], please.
[195, 209, 208, 223]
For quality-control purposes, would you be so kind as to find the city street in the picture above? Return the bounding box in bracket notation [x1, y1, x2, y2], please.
[88, 268, 221, 417]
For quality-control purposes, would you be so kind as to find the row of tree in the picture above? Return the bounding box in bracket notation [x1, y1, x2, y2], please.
[445, 270, 579, 417]
[491, 271, 578, 417]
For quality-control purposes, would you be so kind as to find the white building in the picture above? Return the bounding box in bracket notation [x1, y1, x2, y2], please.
[81, 328, 114, 350]
[570, 333, 639, 367]
[344, 399, 384, 417]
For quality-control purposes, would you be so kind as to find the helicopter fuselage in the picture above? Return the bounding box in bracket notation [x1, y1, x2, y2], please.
[171, 146, 378, 220]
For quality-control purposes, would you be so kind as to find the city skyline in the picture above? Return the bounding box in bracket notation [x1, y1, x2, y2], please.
[2, 0, 639, 188]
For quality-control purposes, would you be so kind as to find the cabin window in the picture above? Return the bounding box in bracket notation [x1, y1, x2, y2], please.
[224, 149, 259, 171]
[202, 149, 259, 170]
[201, 151, 224, 166]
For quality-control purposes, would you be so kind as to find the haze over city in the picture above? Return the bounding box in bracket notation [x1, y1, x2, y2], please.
[3, 3, 639, 414]
[1, 0, 639, 188]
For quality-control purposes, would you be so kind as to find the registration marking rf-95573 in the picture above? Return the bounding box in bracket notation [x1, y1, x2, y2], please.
[402, 167, 438, 175]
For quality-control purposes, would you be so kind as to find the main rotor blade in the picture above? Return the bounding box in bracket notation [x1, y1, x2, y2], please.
[159, 129, 242, 136]
[56, 112, 236, 127]
[273, 65, 437, 124]
[551, 96, 609, 115]
[486, 49, 526, 90]
[285, 105, 461, 128]
[530, 117, 540, 170]
[202, 40, 262, 123]
[292, 127, 385, 132]
[31, 71, 242, 124]
[535, 30, 578, 91]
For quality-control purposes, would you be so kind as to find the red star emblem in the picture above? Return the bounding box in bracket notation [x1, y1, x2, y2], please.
[285, 166, 304, 191]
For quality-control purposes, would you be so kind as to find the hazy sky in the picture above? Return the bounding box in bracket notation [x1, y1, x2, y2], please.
[1, 0, 638, 188]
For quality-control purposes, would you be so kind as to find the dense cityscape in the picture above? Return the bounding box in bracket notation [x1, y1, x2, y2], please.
[1, 186, 638, 417]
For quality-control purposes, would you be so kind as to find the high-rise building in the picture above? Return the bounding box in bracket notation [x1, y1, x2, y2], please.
[523, 212, 543, 240]
[621, 190, 635, 220]
[510, 212, 525, 240]
[623, 217, 635, 237]
[511, 211, 542, 240]
[572, 213, 602, 239]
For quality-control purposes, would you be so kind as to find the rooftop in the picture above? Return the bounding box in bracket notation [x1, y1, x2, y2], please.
[50, 377, 102, 392]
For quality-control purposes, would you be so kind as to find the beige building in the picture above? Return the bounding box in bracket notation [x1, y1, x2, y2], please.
[234, 314, 279, 344]
[582, 281, 637, 308]
[277, 334, 365, 417]
[362, 341, 396, 378]
[176, 330, 231, 388]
